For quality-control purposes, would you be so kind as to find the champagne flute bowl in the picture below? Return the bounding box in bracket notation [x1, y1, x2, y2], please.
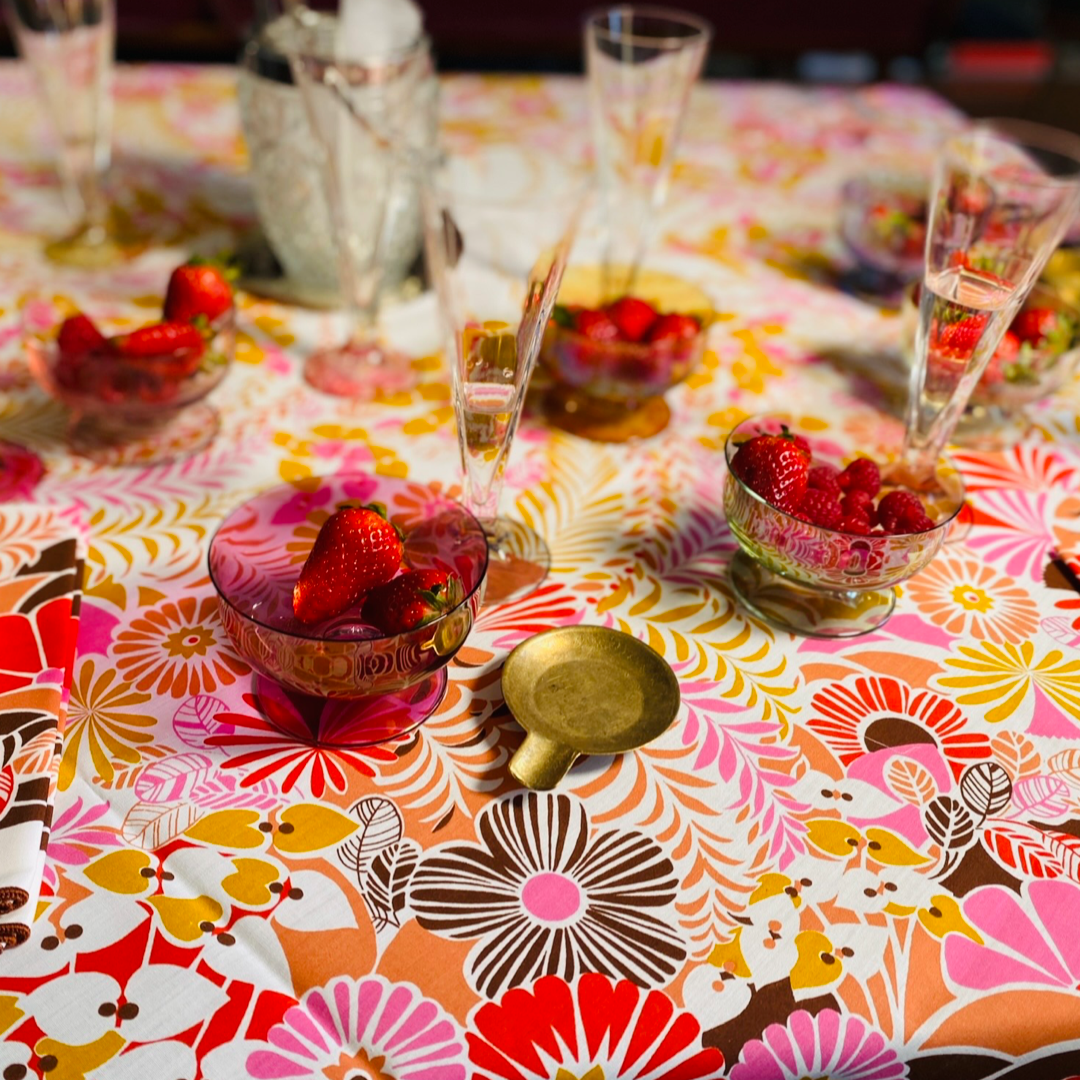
[421, 154, 581, 603]
[904, 120, 1080, 482]
[723, 416, 964, 638]
[4, 0, 121, 266]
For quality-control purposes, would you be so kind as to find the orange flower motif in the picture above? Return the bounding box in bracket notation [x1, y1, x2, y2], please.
[907, 553, 1039, 644]
[112, 595, 249, 698]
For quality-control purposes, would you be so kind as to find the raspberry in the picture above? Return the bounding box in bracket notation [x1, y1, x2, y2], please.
[838, 458, 881, 498]
[906, 514, 937, 534]
[808, 464, 842, 496]
[877, 490, 926, 533]
[841, 489, 873, 517]
[838, 513, 872, 535]
[798, 488, 842, 529]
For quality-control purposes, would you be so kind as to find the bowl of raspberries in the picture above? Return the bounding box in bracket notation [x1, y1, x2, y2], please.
[25, 259, 236, 460]
[540, 265, 712, 440]
[723, 416, 965, 638]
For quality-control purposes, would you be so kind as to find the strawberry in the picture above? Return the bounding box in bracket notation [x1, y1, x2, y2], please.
[293, 503, 403, 625]
[808, 464, 842, 496]
[112, 322, 206, 380]
[575, 309, 621, 342]
[1012, 307, 1061, 346]
[163, 259, 234, 325]
[841, 489, 873, 517]
[647, 312, 699, 344]
[792, 434, 812, 457]
[837, 458, 881, 498]
[362, 569, 462, 634]
[937, 315, 987, 358]
[57, 313, 108, 359]
[798, 488, 842, 529]
[876, 490, 926, 534]
[731, 430, 810, 515]
[606, 297, 657, 342]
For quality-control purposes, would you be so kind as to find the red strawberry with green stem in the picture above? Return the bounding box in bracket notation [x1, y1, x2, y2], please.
[362, 569, 462, 634]
[293, 503, 403, 625]
[163, 259, 235, 326]
[731, 429, 811, 514]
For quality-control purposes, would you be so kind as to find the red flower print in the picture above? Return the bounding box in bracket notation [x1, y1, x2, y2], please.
[808, 675, 991, 780]
[210, 687, 400, 798]
[467, 973, 724, 1080]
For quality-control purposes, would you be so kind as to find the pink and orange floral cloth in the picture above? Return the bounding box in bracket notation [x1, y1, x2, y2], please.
[1, 64, 1080, 1079]
[0, 501, 82, 950]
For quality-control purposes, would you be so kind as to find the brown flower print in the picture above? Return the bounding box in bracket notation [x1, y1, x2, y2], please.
[408, 791, 687, 999]
[112, 594, 249, 699]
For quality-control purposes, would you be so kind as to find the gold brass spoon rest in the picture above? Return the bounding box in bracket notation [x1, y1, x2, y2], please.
[501, 626, 681, 790]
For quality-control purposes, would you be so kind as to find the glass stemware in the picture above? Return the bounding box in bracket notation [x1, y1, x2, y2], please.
[281, 6, 434, 399]
[903, 120, 1080, 485]
[421, 156, 582, 604]
[3, 0, 121, 266]
[585, 5, 711, 301]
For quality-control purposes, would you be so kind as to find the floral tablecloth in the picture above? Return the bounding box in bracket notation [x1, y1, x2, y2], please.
[2, 63, 1080, 1080]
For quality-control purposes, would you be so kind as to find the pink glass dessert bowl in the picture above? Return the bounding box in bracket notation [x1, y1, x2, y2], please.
[208, 473, 489, 701]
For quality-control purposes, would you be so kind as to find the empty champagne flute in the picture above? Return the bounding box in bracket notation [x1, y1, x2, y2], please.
[904, 120, 1080, 485]
[281, 4, 434, 398]
[4, 0, 121, 266]
[421, 156, 582, 604]
[585, 5, 711, 300]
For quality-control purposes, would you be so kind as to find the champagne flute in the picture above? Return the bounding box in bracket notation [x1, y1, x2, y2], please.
[421, 155, 582, 604]
[585, 5, 711, 301]
[3, 0, 121, 266]
[281, 4, 433, 398]
[903, 120, 1080, 485]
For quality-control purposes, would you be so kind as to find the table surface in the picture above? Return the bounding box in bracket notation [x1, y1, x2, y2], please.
[3, 64, 1080, 1080]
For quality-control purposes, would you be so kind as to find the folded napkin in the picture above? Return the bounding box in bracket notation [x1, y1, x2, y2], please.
[0, 502, 84, 950]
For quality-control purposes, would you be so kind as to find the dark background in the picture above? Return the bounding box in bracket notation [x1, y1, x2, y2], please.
[4, 0, 1080, 130]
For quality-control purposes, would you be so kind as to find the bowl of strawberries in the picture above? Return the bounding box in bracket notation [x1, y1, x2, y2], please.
[723, 416, 964, 638]
[25, 260, 236, 462]
[539, 265, 712, 441]
[208, 474, 488, 729]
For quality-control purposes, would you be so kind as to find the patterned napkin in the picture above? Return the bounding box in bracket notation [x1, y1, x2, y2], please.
[0, 502, 84, 950]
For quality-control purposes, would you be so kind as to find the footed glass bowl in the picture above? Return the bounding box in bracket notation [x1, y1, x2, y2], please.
[723, 416, 964, 638]
[26, 297, 234, 464]
[540, 265, 712, 441]
[209, 474, 488, 741]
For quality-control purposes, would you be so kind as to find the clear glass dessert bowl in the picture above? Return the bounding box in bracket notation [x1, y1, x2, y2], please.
[539, 265, 712, 441]
[208, 473, 488, 744]
[26, 297, 234, 464]
[723, 416, 965, 638]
